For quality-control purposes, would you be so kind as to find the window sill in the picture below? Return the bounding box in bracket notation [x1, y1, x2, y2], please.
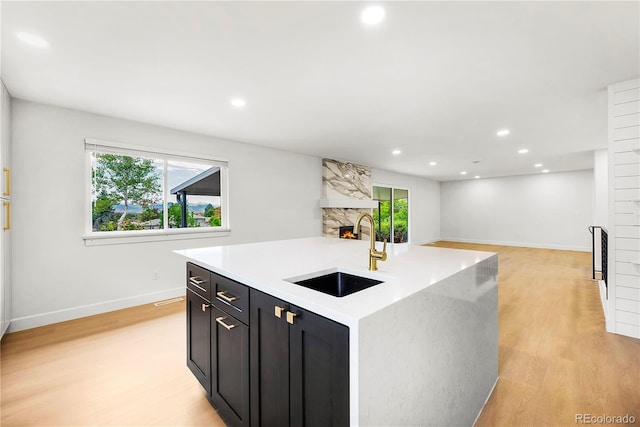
[83, 228, 231, 246]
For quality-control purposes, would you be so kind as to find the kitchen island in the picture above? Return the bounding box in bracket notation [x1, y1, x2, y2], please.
[176, 237, 498, 427]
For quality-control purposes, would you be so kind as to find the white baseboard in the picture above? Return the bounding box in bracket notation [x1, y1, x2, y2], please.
[8, 287, 185, 333]
[0, 321, 10, 339]
[439, 237, 591, 252]
[413, 238, 441, 246]
[598, 280, 608, 319]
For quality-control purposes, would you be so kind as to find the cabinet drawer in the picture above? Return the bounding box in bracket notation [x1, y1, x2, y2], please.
[211, 272, 249, 324]
[210, 305, 250, 427]
[187, 263, 211, 300]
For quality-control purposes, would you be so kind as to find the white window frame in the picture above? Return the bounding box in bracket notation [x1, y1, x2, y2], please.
[372, 183, 411, 244]
[83, 138, 230, 246]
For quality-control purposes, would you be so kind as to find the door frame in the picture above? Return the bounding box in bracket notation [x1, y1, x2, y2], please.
[371, 183, 411, 244]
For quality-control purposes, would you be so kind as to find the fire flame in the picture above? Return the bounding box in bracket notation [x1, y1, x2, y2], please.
[341, 231, 356, 239]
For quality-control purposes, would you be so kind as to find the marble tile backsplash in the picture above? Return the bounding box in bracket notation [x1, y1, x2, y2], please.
[322, 159, 373, 238]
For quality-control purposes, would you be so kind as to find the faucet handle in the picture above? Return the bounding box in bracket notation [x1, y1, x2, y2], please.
[377, 239, 387, 261]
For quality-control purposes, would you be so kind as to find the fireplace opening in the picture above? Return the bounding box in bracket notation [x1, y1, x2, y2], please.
[339, 226, 357, 239]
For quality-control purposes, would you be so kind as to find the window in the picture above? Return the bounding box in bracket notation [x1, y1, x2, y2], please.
[85, 139, 228, 239]
[372, 186, 409, 243]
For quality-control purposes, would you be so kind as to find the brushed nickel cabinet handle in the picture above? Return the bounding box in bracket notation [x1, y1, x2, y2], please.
[215, 316, 236, 330]
[201, 303, 210, 312]
[216, 291, 237, 302]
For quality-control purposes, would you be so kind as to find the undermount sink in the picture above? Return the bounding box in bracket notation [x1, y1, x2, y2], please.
[287, 270, 384, 297]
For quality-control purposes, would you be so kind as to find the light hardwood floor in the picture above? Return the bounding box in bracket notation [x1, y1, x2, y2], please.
[1, 243, 639, 426]
[0, 300, 226, 426]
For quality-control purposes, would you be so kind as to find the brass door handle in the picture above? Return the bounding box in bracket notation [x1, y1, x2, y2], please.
[201, 303, 210, 312]
[274, 306, 285, 318]
[3, 167, 9, 197]
[189, 276, 205, 285]
[189, 277, 207, 293]
[3, 201, 9, 231]
[215, 316, 236, 330]
[286, 311, 297, 325]
[216, 291, 237, 302]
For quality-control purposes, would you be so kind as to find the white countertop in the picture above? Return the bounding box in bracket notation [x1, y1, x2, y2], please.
[175, 237, 495, 328]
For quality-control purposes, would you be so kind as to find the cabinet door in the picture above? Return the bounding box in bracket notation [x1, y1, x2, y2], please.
[289, 305, 349, 427]
[210, 305, 250, 427]
[186, 289, 211, 395]
[250, 290, 290, 427]
[0, 200, 9, 337]
[1, 82, 10, 198]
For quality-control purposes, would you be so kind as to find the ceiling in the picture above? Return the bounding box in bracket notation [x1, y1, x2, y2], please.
[2, 1, 639, 181]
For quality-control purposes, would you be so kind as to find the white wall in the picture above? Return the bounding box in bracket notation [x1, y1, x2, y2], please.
[440, 170, 594, 251]
[593, 149, 608, 270]
[593, 149, 609, 228]
[371, 168, 440, 245]
[10, 100, 323, 331]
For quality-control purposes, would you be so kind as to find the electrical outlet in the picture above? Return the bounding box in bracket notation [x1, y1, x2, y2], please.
[152, 271, 159, 280]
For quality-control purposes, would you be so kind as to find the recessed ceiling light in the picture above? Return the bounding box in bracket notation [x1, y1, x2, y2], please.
[361, 6, 385, 25]
[518, 149, 529, 154]
[392, 149, 401, 155]
[230, 98, 246, 108]
[474, 175, 480, 179]
[460, 171, 467, 175]
[534, 163, 543, 168]
[429, 161, 437, 166]
[542, 169, 550, 173]
[16, 31, 49, 48]
[496, 129, 510, 137]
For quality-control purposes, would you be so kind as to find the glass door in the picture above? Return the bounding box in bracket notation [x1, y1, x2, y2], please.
[373, 186, 409, 243]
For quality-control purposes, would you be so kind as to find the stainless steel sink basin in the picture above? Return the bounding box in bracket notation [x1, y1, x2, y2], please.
[289, 270, 384, 297]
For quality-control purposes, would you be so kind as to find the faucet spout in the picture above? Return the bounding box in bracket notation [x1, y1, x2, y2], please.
[354, 213, 387, 271]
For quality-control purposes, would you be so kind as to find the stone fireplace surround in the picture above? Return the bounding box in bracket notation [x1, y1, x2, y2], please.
[321, 159, 376, 239]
